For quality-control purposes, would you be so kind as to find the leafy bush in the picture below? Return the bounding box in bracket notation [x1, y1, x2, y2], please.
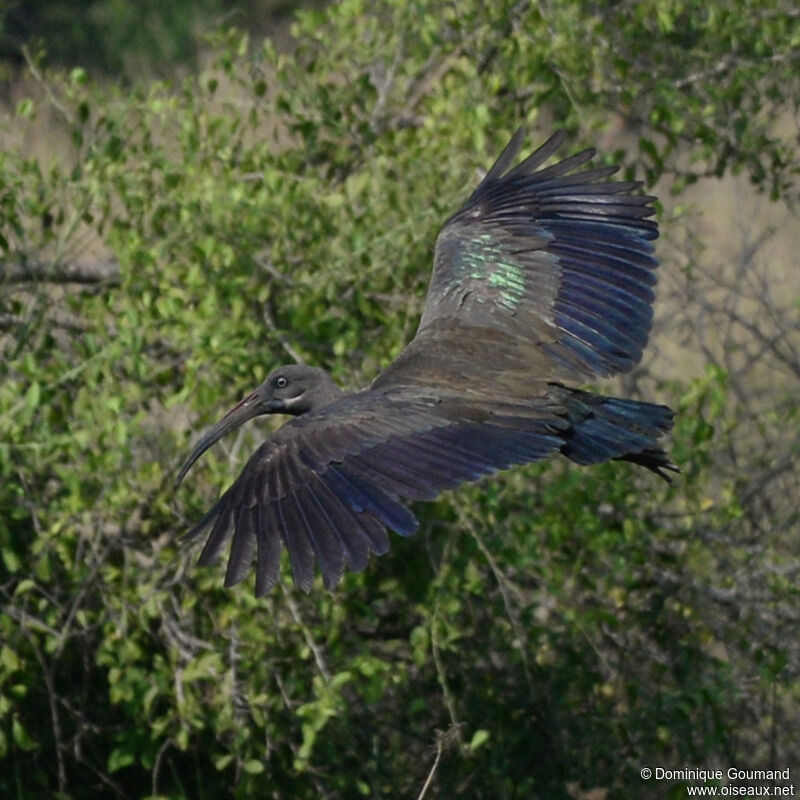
[1, 1, 798, 797]
[1, 0, 234, 74]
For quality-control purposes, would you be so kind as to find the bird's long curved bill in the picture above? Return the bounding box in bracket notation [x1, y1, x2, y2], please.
[175, 394, 261, 488]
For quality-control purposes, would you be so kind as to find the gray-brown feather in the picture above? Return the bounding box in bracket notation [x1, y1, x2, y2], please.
[410, 129, 659, 382]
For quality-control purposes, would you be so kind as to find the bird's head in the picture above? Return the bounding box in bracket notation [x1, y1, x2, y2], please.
[175, 364, 342, 487]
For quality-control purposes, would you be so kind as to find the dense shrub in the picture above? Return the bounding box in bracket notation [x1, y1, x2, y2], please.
[1, 2, 798, 797]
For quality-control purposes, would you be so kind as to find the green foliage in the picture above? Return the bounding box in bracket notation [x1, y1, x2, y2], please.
[1, 0, 231, 75]
[1, 1, 798, 798]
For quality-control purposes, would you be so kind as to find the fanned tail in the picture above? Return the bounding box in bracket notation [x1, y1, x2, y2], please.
[559, 390, 678, 482]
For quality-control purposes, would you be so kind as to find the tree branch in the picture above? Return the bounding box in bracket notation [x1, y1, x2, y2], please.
[0, 258, 120, 285]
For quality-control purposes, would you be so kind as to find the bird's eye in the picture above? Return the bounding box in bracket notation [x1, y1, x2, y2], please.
[275, 376, 288, 388]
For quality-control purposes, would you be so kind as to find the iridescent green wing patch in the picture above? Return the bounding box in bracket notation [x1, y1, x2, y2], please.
[418, 130, 658, 379]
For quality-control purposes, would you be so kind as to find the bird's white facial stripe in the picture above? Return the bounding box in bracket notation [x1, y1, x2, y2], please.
[281, 393, 305, 409]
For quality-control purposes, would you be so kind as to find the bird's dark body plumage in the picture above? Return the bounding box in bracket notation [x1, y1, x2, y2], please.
[177, 128, 676, 595]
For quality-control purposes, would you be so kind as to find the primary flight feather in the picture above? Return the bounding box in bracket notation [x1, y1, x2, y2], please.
[176, 128, 676, 595]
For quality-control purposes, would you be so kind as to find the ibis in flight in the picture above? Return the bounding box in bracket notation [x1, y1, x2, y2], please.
[176, 128, 676, 595]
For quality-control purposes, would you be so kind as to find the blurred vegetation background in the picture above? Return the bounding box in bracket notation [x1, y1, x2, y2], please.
[1, 1, 798, 798]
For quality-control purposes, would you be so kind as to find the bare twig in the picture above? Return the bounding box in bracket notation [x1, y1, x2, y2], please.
[464, 516, 534, 689]
[255, 251, 294, 286]
[430, 603, 460, 735]
[416, 736, 444, 800]
[369, 51, 401, 134]
[30, 640, 67, 792]
[263, 302, 304, 364]
[152, 737, 173, 798]
[417, 726, 462, 800]
[286, 594, 331, 683]
[0, 258, 120, 285]
[22, 46, 77, 126]
[673, 52, 794, 90]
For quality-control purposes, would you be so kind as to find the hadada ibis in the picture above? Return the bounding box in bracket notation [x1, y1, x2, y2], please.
[176, 128, 677, 595]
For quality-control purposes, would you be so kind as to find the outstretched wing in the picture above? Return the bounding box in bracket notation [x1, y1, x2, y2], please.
[184, 390, 566, 595]
[182, 130, 668, 594]
[376, 129, 659, 389]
